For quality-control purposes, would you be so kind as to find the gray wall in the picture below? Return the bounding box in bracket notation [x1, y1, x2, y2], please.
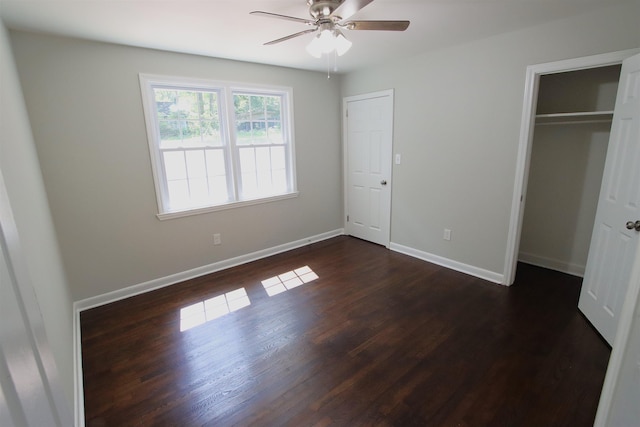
[0, 23, 74, 405]
[341, 1, 640, 278]
[10, 33, 343, 301]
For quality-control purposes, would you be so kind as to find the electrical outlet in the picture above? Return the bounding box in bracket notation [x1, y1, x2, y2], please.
[213, 233, 221, 245]
[443, 229, 452, 241]
[395, 153, 402, 165]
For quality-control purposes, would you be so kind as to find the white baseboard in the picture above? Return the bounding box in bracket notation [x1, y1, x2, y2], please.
[72, 228, 343, 427]
[389, 242, 504, 285]
[518, 251, 585, 277]
[74, 229, 344, 312]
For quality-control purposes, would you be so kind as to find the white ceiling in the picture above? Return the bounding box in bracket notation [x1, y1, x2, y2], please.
[0, 0, 628, 74]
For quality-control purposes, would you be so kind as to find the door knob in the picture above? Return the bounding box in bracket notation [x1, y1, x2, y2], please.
[381, 180, 387, 186]
[626, 220, 640, 231]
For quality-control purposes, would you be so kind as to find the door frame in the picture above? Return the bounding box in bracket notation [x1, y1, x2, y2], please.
[503, 48, 640, 286]
[342, 89, 394, 248]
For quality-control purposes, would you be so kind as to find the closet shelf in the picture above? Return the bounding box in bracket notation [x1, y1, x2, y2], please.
[535, 111, 614, 125]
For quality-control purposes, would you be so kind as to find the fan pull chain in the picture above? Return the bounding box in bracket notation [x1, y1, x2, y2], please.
[326, 53, 331, 79]
[325, 51, 340, 79]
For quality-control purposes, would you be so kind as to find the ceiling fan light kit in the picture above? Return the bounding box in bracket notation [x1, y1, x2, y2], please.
[306, 28, 352, 58]
[251, 0, 409, 59]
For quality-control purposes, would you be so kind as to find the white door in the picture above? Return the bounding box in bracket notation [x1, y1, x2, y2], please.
[0, 170, 72, 427]
[603, 293, 640, 426]
[344, 90, 393, 246]
[579, 53, 640, 345]
[594, 245, 640, 426]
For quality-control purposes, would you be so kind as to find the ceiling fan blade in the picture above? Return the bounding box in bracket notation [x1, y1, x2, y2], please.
[250, 11, 315, 26]
[343, 20, 410, 31]
[331, 0, 374, 21]
[263, 28, 318, 46]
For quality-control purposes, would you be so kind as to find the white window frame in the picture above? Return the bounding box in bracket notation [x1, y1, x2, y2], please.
[139, 74, 298, 220]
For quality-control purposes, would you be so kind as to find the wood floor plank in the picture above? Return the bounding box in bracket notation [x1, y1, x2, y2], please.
[81, 236, 610, 426]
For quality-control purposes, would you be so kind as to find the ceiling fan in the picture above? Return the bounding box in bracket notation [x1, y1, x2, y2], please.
[251, 0, 410, 58]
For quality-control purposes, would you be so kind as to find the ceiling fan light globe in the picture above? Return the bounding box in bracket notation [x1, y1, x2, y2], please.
[318, 29, 335, 54]
[335, 33, 352, 56]
[306, 36, 323, 58]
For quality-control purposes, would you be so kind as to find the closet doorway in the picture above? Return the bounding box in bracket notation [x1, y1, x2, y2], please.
[505, 49, 640, 344]
[519, 64, 621, 277]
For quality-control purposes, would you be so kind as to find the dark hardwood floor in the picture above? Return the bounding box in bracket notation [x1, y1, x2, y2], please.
[81, 236, 610, 426]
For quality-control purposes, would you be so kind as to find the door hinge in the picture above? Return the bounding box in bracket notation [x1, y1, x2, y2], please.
[347, 215, 349, 222]
[346, 109, 348, 118]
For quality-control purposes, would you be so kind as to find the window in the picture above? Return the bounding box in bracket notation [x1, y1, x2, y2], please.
[139, 74, 297, 219]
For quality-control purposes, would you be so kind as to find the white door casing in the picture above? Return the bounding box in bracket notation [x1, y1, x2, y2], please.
[343, 90, 393, 247]
[578, 53, 640, 346]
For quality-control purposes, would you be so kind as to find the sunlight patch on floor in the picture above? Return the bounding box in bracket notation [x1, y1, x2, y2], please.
[261, 266, 319, 297]
[180, 287, 251, 331]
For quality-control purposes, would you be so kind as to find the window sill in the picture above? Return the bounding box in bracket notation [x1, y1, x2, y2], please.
[156, 192, 300, 221]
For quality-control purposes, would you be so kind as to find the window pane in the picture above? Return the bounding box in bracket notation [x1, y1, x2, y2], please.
[201, 121, 222, 145]
[200, 92, 218, 120]
[233, 93, 284, 146]
[236, 121, 252, 145]
[249, 95, 265, 115]
[252, 121, 266, 132]
[234, 94, 251, 121]
[252, 122, 268, 144]
[265, 96, 281, 120]
[165, 150, 232, 209]
[273, 169, 287, 193]
[205, 149, 229, 202]
[255, 147, 271, 175]
[237, 141, 290, 199]
[189, 178, 209, 204]
[242, 173, 258, 198]
[256, 147, 273, 196]
[205, 149, 226, 175]
[159, 120, 181, 142]
[239, 148, 257, 198]
[271, 146, 287, 193]
[167, 179, 189, 209]
[182, 120, 202, 146]
[271, 146, 286, 171]
[163, 151, 187, 180]
[186, 150, 206, 179]
[267, 122, 283, 144]
[208, 176, 229, 203]
[239, 147, 256, 173]
[154, 89, 177, 118]
[154, 87, 222, 147]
